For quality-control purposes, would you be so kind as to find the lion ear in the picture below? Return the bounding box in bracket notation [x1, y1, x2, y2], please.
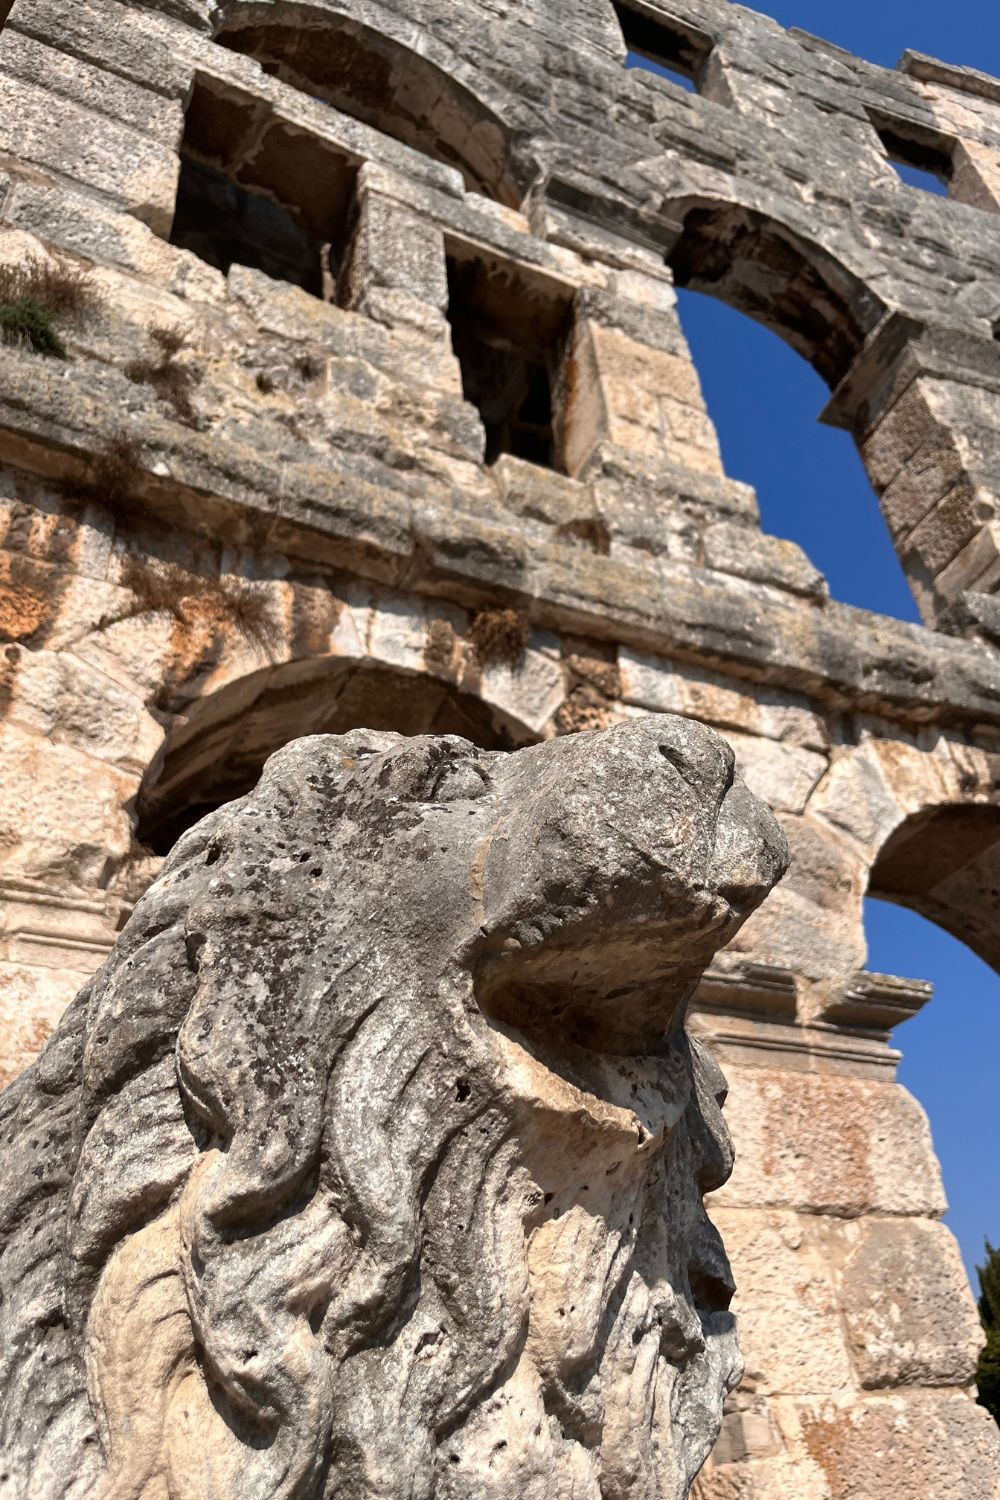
[365, 736, 492, 805]
[254, 731, 402, 801]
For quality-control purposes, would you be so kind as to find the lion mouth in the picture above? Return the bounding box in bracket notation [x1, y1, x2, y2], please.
[473, 899, 743, 1055]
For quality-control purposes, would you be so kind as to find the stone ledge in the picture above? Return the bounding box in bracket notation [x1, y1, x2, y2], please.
[900, 49, 1000, 107]
[814, 970, 934, 1039]
[2, 354, 1000, 728]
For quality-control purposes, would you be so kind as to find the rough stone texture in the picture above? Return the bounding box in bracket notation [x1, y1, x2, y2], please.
[0, 715, 787, 1499]
[2, 0, 1000, 1492]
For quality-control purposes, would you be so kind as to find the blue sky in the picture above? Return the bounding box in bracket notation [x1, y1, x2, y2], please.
[634, 0, 1000, 1287]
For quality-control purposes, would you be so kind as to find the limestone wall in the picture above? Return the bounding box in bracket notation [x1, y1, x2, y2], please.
[1, 0, 1000, 1493]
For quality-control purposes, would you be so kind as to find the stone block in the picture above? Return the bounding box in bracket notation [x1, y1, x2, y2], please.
[0, 31, 174, 136]
[933, 519, 1000, 601]
[807, 747, 902, 853]
[565, 316, 724, 476]
[476, 646, 565, 735]
[348, 180, 450, 313]
[728, 813, 867, 982]
[3, 645, 163, 774]
[878, 435, 966, 540]
[839, 1218, 983, 1389]
[724, 733, 828, 815]
[576, 288, 691, 360]
[0, 723, 135, 886]
[492, 454, 596, 529]
[618, 651, 828, 750]
[586, 443, 760, 524]
[703, 524, 828, 601]
[6, 180, 225, 302]
[787, 1391, 1000, 1499]
[951, 138, 1000, 212]
[710, 1208, 855, 1395]
[3, 0, 191, 97]
[711, 1065, 947, 1218]
[0, 958, 94, 1090]
[0, 73, 180, 235]
[861, 381, 939, 494]
[907, 481, 996, 576]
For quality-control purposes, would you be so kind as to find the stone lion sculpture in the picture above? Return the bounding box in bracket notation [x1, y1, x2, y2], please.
[0, 714, 787, 1500]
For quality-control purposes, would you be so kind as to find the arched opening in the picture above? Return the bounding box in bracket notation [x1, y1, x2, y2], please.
[864, 894, 1000, 1295]
[676, 288, 919, 619]
[137, 658, 527, 854]
[664, 199, 920, 619]
[213, 3, 531, 206]
[866, 800, 1000, 1304]
[667, 201, 884, 388]
[871, 803, 1000, 973]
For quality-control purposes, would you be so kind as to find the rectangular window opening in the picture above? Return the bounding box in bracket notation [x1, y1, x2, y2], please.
[612, 1, 713, 92]
[171, 156, 327, 295]
[869, 109, 953, 199]
[169, 78, 358, 301]
[445, 250, 574, 473]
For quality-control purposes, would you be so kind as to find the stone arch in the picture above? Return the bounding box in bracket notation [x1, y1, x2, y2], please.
[664, 194, 887, 389]
[212, 0, 536, 205]
[136, 652, 537, 854]
[871, 804, 1000, 973]
[658, 192, 972, 619]
[801, 728, 1000, 978]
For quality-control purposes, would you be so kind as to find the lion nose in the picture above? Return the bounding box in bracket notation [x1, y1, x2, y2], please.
[708, 778, 789, 910]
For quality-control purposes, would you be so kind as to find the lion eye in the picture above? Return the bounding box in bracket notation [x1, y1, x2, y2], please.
[428, 762, 492, 804]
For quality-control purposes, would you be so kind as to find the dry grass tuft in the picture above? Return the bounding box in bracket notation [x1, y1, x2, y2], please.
[150, 324, 187, 359]
[555, 517, 611, 556]
[0, 255, 102, 357]
[120, 555, 187, 621]
[126, 324, 203, 425]
[89, 432, 146, 511]
[119, 555, 282, 652]
[295, 351, 325, 383]
[468, 607, 530, 671]
[554, 684, 614, 736]
[215, 577, 284, 653]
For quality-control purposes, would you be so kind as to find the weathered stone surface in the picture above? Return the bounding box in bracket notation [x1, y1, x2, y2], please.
[708, 1209, 855, 1397]
[788, 1391, 1000, 1499]
[2, 0, 1000, 1492]
[839, 1218, 984, 1389]
[710, 1067, 946, 1219]
[0, 715, 787, 1499]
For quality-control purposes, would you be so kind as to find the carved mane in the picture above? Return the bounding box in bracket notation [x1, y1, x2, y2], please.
[0, 718, 787, 1500]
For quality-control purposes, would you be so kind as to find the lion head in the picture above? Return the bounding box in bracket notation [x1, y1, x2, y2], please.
[0, 714, 786, 1500]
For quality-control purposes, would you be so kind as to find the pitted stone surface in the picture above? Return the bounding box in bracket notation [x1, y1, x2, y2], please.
[0, 715, 787, 1500]
[2, 0, 1000, 1494]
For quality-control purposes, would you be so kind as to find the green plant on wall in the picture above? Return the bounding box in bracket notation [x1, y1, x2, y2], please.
[0, 256, 100, 357]
[977, 1240, 1000, 1425]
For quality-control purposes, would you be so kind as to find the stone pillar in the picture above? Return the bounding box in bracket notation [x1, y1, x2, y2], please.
[561, 281, 725, 481]
[689, 966, 999, 1500]
[824, 313, 1000, 622]
[342, 161, 463, 393]
[0, 470, 165, 1074]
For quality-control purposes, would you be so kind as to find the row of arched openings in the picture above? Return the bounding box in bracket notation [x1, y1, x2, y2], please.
[147, 0, 1000, 1344]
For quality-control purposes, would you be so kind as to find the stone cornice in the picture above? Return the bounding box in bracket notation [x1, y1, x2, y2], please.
[2, 353, 1000, 731]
